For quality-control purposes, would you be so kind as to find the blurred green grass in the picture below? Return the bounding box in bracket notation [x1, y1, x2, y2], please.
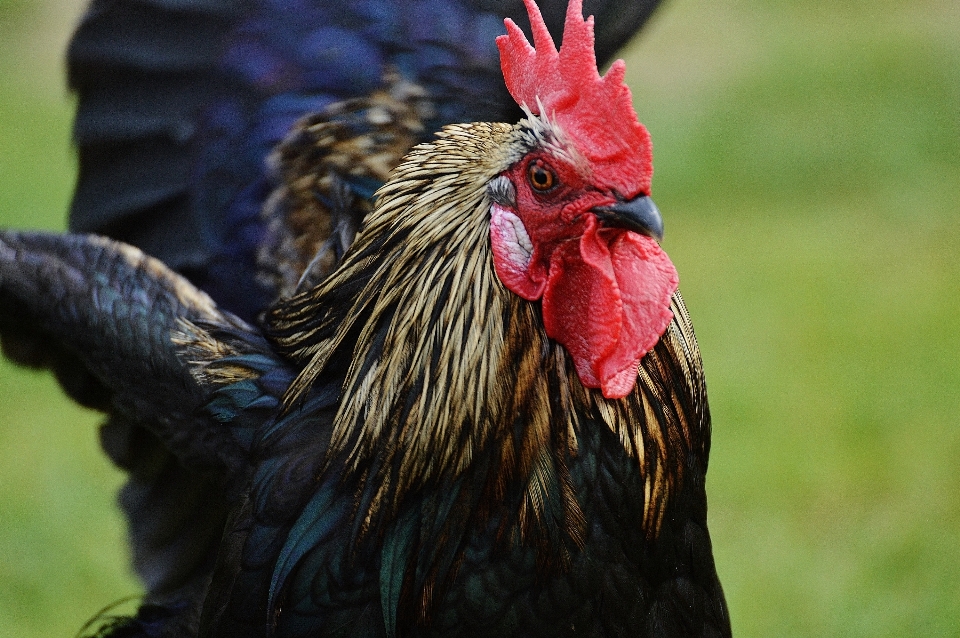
[0, 0, 958, 636]
[0, 3, 143, 638]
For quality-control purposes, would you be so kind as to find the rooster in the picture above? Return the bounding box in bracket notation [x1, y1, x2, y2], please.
[0, 0, 730, 636]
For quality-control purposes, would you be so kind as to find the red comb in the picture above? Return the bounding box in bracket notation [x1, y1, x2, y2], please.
[497, 0, 653, 197]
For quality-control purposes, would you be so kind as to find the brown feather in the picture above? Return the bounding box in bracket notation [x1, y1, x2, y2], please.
[258, 72, 435, 298]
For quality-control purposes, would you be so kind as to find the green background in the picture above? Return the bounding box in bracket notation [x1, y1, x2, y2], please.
[0, 0, 958, 636]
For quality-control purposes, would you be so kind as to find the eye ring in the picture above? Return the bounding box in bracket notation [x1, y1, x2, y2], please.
[527, 160, 557, 192]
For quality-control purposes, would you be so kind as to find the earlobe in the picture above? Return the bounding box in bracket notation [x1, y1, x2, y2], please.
[489, 204, 544, 300]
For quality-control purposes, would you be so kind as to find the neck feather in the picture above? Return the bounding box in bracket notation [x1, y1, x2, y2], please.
[267, 121, 701, 543]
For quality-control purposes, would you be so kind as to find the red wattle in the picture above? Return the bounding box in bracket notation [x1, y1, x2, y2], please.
[541, 218, 678, 398]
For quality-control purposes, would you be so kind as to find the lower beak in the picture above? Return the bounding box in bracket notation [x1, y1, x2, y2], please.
[592, 195, 664, 242]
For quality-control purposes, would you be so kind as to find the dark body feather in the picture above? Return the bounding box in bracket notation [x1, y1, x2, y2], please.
[186, 123, 730, 636]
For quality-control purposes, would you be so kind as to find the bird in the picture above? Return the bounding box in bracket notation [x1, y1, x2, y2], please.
[0, 0, 731, 636]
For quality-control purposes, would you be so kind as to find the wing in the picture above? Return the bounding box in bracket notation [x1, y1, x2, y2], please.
[0, 230, 295, 630]
[0, 230, 250, 472]
[66, 0, 663, 322]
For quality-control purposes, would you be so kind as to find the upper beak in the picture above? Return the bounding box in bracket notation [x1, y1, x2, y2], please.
[592, 195, 664, 242]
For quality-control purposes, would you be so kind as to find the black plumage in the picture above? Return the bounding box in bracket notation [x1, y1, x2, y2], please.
[0, 0, 730, 635]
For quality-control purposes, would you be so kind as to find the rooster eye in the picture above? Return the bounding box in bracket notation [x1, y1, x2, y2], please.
[527, 161, 557, 192]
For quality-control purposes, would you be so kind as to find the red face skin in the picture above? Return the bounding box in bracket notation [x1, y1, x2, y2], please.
[490, 150, 679, 399]
[494, 151, 615, 298]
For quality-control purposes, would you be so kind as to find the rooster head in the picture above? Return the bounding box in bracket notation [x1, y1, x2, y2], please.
[490, 0, 678, 399]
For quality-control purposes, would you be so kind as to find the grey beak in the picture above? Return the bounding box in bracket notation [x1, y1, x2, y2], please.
[592, 195, 664, 242]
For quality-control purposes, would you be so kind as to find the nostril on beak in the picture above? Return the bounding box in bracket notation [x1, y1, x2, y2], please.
[592, 195, 663, 242]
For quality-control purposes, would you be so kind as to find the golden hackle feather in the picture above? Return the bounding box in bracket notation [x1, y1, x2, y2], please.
[266, 116, 708, 544]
